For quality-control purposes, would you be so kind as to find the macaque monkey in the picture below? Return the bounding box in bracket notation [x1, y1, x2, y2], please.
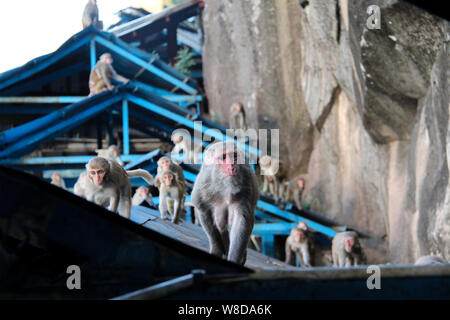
[132, 186, 154, 206]
[84, 157, 154, 219]
[74, 171, 110, 206]
[415, 255, 447, 266]
[155, 170, 186, 224]
[74, 171, 88, 198]
[332, 231, 365, 267]
[82, 0, 100, 29]
[96, 145, 124, 166]
[191, 141, 259, 265]
[259, 155, 281, 201]
[285, 222, 314, 267]
[156, 156, 185, 183]
[171, 133, 202, 164]
[229, 102, 247, 131]
[89, 53, 129, 96]
[51, 172, 67, 190]
[284, 177, 306, 210]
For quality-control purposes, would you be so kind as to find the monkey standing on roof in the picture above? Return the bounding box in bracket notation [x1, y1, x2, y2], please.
[82, 0, 101, 29]
[88, 53, 129, 96]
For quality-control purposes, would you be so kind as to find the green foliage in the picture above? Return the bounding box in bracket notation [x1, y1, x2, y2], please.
[302, 201, 311, 210]
[174, 47, 196, 77]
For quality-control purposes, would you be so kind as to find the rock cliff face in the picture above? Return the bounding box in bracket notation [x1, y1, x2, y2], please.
[202, 0, 449, 263]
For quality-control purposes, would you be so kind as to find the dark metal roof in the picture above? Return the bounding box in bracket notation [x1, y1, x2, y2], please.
[109, 0, 204, 39]
[0, 164, 250, 299]
[156, 264, 450, 299]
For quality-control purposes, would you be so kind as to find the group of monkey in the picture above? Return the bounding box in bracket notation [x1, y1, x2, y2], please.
[49, 70, 447, 267]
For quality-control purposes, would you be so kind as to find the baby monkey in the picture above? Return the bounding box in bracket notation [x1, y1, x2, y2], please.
[285, 222, 315, 267]
[155, 170, 186, 224]
[229, 102, 247, 131]
[132, 186, 154, 207]
[85, 157, 154, 219]
[332, 231, 365, 267]
[96, 145, 124, 166]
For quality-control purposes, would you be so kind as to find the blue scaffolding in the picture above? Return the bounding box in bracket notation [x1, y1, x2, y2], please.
[0, 3, 345, 262]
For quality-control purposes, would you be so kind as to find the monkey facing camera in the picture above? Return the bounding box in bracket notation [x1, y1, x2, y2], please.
[191, 141, 259, 265]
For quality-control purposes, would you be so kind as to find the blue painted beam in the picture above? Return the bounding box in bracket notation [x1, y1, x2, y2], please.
[90, 38, 96, 71]
[256, 200, 337, 238]
[153, 195, 192, 206]
[1, 62, 88, 96]
[254, 210, 277, 221]
[0, 154, 143, 165]
[133, 81, 173, 96]
[94, 35, 197, 94]
[182, 170, 197, 183]
[261, 234, 275, 257]
[0, 96, 85, 103]
[160, 94, 202, 103]
[124, 149, 161, 170]
[0, 36, 90, 91]
[122, 99, 130, 155]
[252, 222, 298, 236]
[127, 94, 260, 158]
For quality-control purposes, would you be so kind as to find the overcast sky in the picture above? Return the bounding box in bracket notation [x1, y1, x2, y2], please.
[0, 0, 141, 73]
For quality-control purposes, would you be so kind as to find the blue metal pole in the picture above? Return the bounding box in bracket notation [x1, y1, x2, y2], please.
[261, 235, 275, 257]
[122, 99, 130, 155]
[186, 206, 193, 223]
[256, 200, 337, 238]
[90, 38, 96, 71]
[0, 97, 85, 103]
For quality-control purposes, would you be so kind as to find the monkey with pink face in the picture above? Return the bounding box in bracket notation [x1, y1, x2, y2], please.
[191, 141, 259, 265]
[285, 222, 315, 267]
[332, 231, 365, 267]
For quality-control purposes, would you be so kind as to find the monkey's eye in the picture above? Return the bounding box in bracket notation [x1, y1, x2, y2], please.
[89, 170, 105, 175]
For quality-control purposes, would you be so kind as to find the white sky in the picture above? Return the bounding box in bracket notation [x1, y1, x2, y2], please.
[0, 0, 142, 73]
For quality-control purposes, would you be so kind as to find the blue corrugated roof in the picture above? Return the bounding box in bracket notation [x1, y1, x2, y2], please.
[0, 26, 200, 95]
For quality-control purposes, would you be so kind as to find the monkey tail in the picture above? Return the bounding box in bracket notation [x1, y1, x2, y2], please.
[126, 169, 155, 185]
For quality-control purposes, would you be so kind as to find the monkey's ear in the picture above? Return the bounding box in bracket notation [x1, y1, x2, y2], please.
[155, 177, 161, 188]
